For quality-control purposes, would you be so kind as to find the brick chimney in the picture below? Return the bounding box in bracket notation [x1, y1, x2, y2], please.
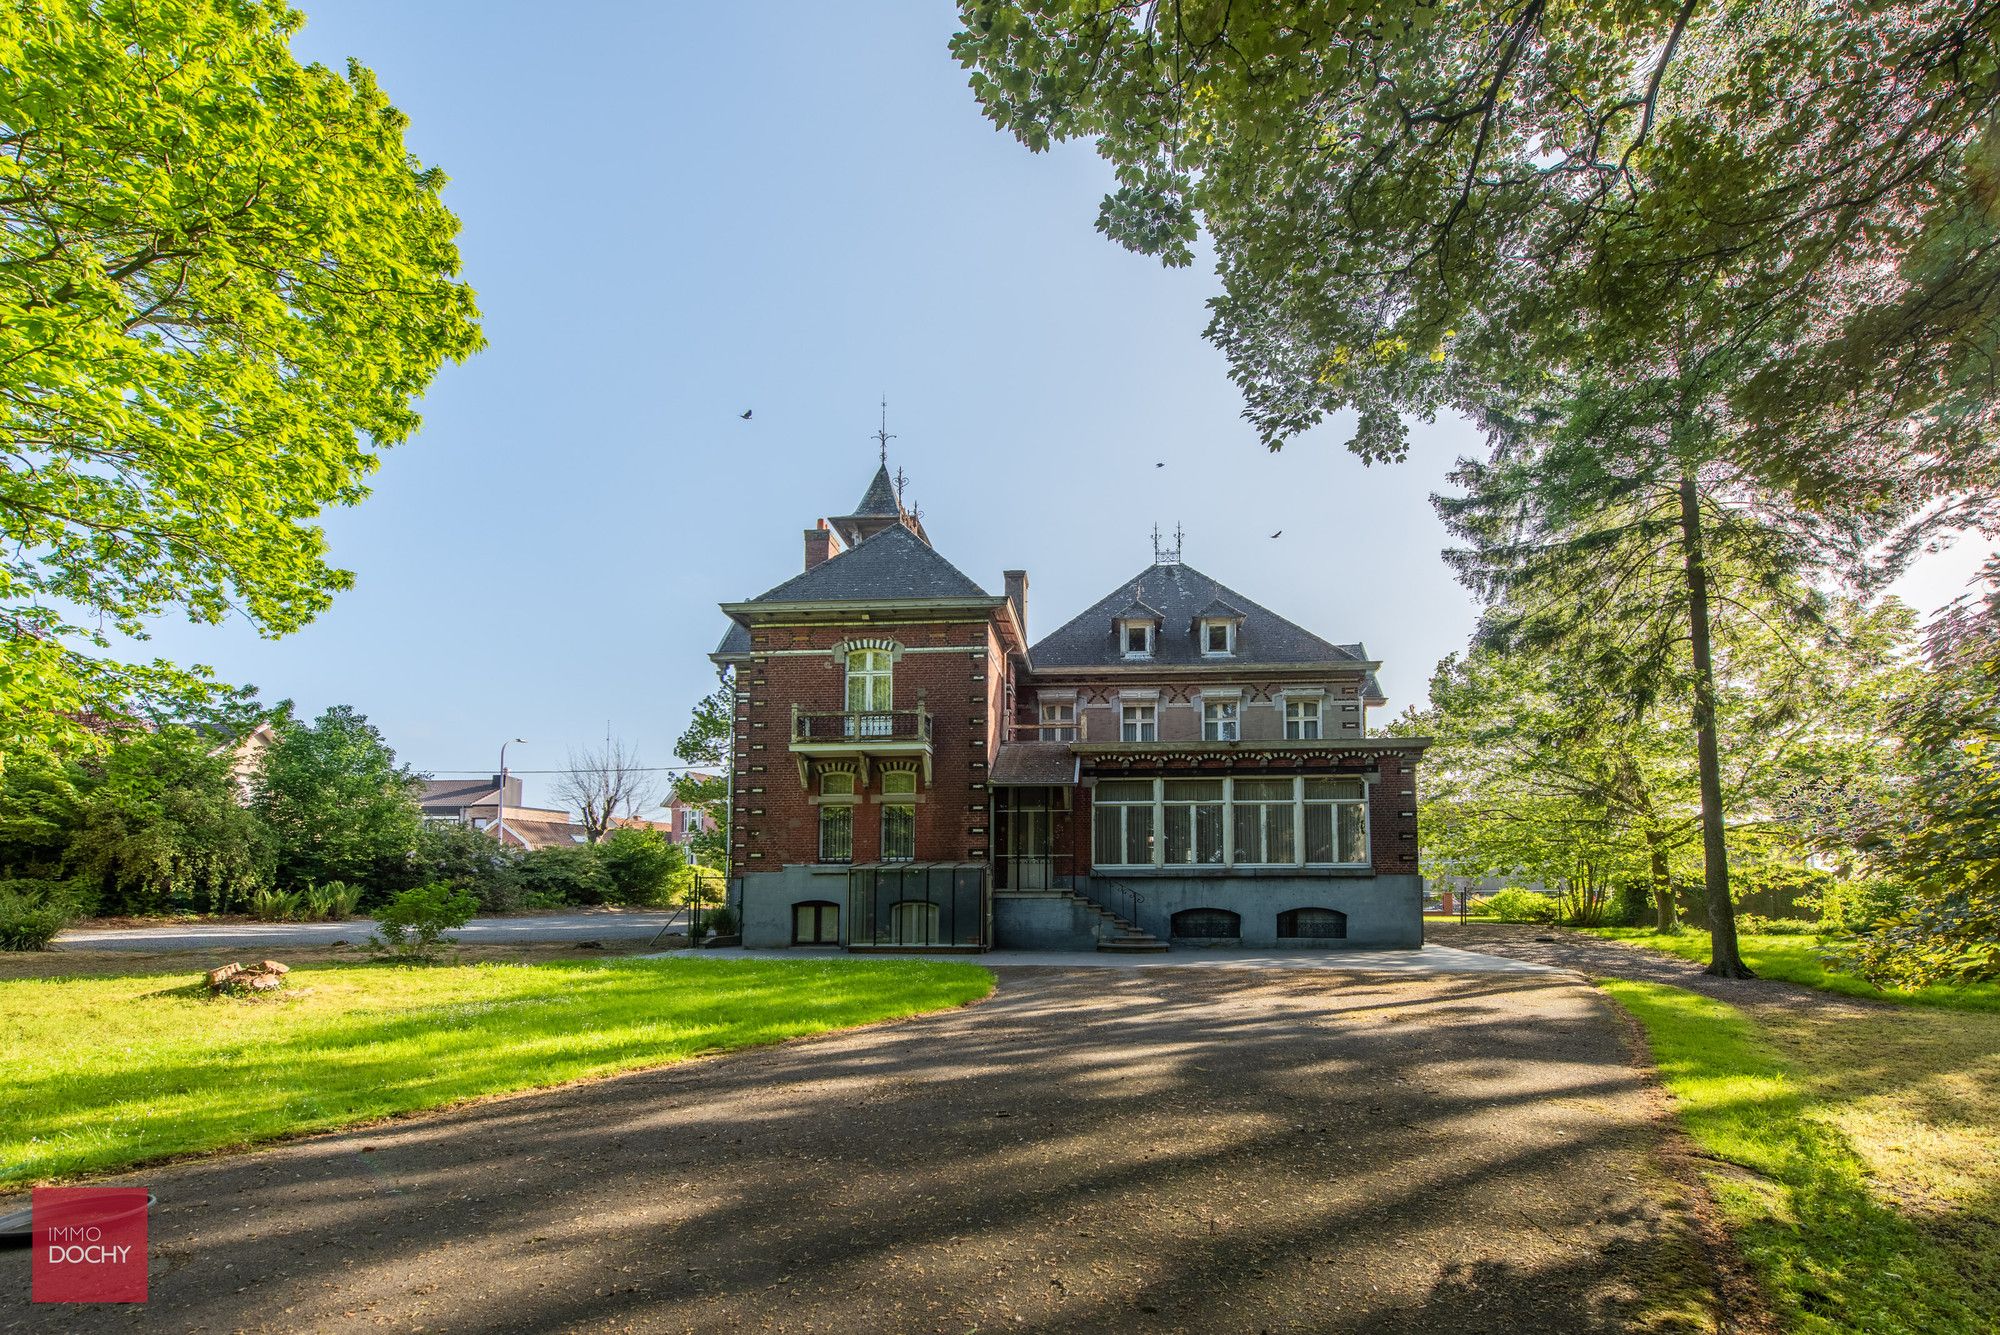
[1004, 569, 1029, 639]
[804, 521, 837, 570]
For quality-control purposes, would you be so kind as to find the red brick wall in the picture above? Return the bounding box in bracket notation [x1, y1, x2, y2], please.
[730, 617, 1002, 874]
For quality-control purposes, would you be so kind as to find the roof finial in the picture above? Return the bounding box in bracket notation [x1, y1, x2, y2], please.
[873, 396, 896, 467]
[1152, 522, 1182, 565]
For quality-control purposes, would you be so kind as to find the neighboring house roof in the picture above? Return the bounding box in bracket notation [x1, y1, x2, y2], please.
[500, 818, 593, 851]
[738, 523, 991, 605]
[417, 778, 499, 811]
[988, 742, 1079, 786]
[1032, 561, 1373, 674]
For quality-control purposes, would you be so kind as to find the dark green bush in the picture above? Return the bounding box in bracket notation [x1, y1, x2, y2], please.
[597, 827, 683, 907]
[511, 844, 610, 906]
[414, 821, 520, 912]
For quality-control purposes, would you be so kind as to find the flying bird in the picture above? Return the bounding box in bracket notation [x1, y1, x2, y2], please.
[1270, 530, 1283, 539]
[739, 409, 753, 420]
[1155, 461, 1165, 468]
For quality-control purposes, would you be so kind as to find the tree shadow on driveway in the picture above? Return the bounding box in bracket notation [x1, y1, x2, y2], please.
[0, 967, 1726, 1333]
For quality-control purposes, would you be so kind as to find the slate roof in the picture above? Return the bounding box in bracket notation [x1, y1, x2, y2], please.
[988, 742, 1079, 787]
[850, 464, 900, 516]
[713, 622, 751, 657]
[737, 523, 991, 606]
[1031, 561, 1372, 674]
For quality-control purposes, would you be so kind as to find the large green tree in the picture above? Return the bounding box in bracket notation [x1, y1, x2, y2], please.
[953, 1, 2000, 518]
[252, 704, 420, 894]
[63, 724, 274, 915]
[1, 0, 482, 763]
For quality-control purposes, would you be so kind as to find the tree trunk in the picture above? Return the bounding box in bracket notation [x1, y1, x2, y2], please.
[1676, 473, 1754, 977]
[1645, 829, 1677, 932]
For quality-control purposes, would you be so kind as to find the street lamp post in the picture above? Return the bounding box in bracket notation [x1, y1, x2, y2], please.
[497, 738, 526, 848]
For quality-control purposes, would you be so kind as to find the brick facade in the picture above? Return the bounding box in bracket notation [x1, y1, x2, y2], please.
[713, 459, 1429, 950]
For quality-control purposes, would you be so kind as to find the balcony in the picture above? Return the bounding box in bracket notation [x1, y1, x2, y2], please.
[789, 706, 933, 784]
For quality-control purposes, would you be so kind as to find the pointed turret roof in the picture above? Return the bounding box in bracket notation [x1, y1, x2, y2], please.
[852, 464, 900, 517]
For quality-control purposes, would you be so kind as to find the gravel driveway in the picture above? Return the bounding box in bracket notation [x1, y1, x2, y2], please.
[0, 966, 1720, 1333]
[54, 908, 683, 953]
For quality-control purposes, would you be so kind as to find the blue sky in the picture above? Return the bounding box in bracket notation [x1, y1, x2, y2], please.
[122, 1, 1989, 811]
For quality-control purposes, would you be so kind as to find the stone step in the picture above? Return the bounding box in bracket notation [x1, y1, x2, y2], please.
[1097, 936, 1171, 953]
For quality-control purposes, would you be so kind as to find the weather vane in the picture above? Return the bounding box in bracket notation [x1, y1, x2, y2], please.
[873, 395, 896, 466]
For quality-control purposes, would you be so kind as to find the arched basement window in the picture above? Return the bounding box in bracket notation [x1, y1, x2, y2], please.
[1277, 907, 1348, 940]
[1171, 908, 1241, 939]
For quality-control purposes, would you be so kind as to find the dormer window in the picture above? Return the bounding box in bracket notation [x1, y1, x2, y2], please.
[1122, 621, 1154, 658]
[1202, 619, 1235, 656]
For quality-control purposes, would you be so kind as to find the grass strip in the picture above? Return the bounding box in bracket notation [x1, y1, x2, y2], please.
[1, 957, 993, 1186]
[1603, 979, 1996, 1335]
[1582, 929, 2000, 1013]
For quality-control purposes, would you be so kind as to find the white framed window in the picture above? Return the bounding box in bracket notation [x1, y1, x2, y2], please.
[1285, 697, 1322, 740]
[1202, 699, 1239, 741]
[1091, 779, 1156, 866]
[1122, 621, 1154, 658]
[880, 769, 917, 862]
[1304, 777, 1369, 865]
[1202, 620, 1235, 656]
[1162, 778, 1225, 865]
[1039, 700, 1077, 742]
[845, 648, 893, 735]
[1233, 778, 1297, 864]
[1121, 703, 1156, 742]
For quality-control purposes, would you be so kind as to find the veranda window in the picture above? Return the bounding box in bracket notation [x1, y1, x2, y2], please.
[1232, 778, 1296, 864]
[1202, 700, 1239, 741]
[845, 649, 893, 736]
[1092, 779, 1155, 866]
[1304, 777, 1369, 865]
[1285, 698, 1322, 740]
[1039, 701, 1077, 741]
[1162, 778, 1225, 864]
[1120, 703, 1157, 742]
[880, 769, 917, 862]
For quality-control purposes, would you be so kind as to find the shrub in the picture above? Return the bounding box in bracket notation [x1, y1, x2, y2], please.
[368, 883, 477, 963]
[703, 905, 738, 938]
[1480, 887, 1562, 924]
[597, 827, 683, 907]
[1814, 878, 1914, 936]
[0, 878, 78, 951]
[299, 880, 363, 921]
[1733, 914, 1824, 936]
[248, 887, 306, 922]
[414, 821, 520, 912]
[511, 844, 611, 906]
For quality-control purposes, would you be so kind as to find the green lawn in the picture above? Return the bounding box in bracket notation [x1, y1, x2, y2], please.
[0, 957, 993, 1186]
[1604, 980, 2000, 1335]
[1580, 927, 2000, 1012]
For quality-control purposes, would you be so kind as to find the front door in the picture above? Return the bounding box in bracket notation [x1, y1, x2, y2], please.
[1010, 802, 1051, 889]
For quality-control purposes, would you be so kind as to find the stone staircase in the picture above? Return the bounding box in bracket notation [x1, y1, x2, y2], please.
[1005, 887, 1169, 952]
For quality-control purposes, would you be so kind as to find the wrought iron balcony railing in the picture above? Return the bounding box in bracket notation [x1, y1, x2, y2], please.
[790, 707, 933, 744]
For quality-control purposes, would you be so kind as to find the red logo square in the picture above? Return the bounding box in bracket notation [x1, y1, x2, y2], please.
[31, 1188, 148, 1303]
